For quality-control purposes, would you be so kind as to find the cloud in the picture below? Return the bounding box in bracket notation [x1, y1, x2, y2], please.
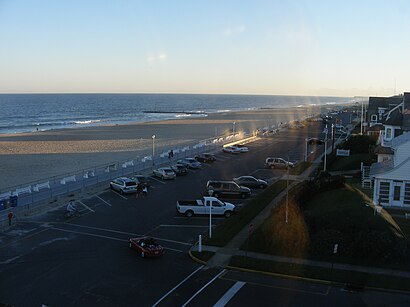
[222, 25, 246, 36]
[147, 53, 168, 63]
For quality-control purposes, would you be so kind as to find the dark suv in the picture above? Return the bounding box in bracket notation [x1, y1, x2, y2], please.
[206, 180, 251, 199]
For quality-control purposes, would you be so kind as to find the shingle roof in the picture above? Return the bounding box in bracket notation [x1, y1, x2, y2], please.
[374, 145, 394, 155]
[370, 159, 394, 176]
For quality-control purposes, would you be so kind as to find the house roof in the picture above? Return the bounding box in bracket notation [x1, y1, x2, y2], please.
[373, 157, 410, 180]
[370, 159, 394, 176]
[384, 103, 403, 126]
[391, 131, 410, 148]
[374, 145, 394, 155]
[403, 92, 410, 131]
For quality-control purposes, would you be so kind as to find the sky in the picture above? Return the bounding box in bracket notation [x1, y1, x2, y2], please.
[0, 0, 409, 97]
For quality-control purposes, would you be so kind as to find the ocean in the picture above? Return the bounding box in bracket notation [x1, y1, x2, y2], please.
[0, 93, 350, 134]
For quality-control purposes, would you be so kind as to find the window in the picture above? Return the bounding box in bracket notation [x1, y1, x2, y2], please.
[385, 128, 392, 139]
[393, 185, 401, 201]
[404, 183, 410, 206]
[371, 114, 377, 122]
[379, 181, 390, 203]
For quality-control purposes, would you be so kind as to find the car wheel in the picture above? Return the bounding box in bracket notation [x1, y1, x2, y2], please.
[162, 175, 165, 180]
[141, 252, 145, 258]
[120, 189, 124, 195]
[110, 184, 114, 190]
[185, 210, 194, 218]
[224, 211, 232, 218]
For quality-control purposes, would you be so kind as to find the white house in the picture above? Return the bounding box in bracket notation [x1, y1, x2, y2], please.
[371, 132, 410, 207]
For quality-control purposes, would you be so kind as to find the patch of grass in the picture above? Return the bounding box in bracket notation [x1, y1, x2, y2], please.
[203, 180, 288, 247]
[247, 185, 409, 268]
[191, 251, 215, 262]
[289, 161, 312, 175]
[345, 178, 373, 198]
[229, 256, 410, 292]
[328, 153, 375, 171]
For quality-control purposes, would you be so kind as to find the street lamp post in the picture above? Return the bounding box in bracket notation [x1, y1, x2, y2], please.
[152, 135, 155, 166]
[233, 122, 236, 140]
[208, 190, 214, 238]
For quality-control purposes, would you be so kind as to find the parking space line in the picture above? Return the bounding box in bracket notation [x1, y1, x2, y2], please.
[173, 216, 224, 220]
[149, 176, 166, 184]
[182, 269, 226, 307]
[152, 265, 204, 307]
[96, 195, 113, 206]
[64, 223, 142, 236]
[77, 200, 95, 213]
[111, 190, 128, 200]
[214, 281, 246, 307]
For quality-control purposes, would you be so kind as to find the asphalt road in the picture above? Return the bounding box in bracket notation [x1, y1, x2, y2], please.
[3, 115, 407, 307]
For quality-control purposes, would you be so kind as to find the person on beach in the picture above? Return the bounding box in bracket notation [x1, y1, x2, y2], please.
[170, 150, 174, 158]
[168, 151, 171, 159]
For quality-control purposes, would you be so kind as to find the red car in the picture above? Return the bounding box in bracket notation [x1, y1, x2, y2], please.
[129, 237, 165, 258]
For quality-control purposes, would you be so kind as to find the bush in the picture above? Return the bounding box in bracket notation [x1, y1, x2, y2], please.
[339, 135, 377, 154]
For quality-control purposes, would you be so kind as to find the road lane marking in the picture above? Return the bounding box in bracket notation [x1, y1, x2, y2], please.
[152, 265, 205, 307]
[0, 255, 21, 265]
[51, 227, 128, 242]
[182, 269, 226, 307]
[165, 247, 184, 253]
[220, 276, 330, 296]
[77, 200, 95, 213]
[110, 190, 128, 200]
[96, 195, 113, 206]
[63, 223, 192, 246]
[213, 281, 245, 307]
[0, 228, 49, 249]
[173, 217, 224, 220]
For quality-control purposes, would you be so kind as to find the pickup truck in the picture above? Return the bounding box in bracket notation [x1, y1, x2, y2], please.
[176, 196, 235, 218]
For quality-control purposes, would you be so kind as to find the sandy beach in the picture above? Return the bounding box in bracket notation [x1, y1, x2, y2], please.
[0, 107, 319, 190]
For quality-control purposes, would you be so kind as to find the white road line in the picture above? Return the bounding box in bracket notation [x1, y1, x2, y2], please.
[213, 281, 245, 307]
[0, 255, 21, 265]
[51, 227, 127, 242]
[149, 176, 166, 184]
[77, 200, 95, 213]
[182, 269, 226, 307]
[62, 223, 192, 246]
[159, 225, 211, 228]
[173, 216, 224, 220]
[96, 195, 112, 206]
[165, 247, 184, 253]
[111, 191, 128, 200]
[152, 265, 205, 307]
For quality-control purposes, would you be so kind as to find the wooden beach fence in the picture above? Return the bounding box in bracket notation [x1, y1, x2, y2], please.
[83, 170, 95, 179]
[14, 186, 32, 196]
[122, 160, 134, 168]
[60, 175, 76, 185]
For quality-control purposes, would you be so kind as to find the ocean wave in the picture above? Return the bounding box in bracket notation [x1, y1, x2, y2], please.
[74, 119, 101, 125]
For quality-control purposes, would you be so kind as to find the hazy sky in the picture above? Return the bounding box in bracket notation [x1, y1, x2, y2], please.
[0, 0, 409, 96]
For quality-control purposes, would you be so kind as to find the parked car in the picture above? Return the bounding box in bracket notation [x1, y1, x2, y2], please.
[307, 138, 325, 145]
[233, 176, 268, 189]
[222, 146, 241, 154]
[176, 196, 235, 218]
[177, 158, 202, 169]
[129, 237, 164, 258]
[171, 164, 188, 176]
[206, 180, 251, 199]
[231, 145, 249, 153]
[110, 177, 138, 194]
[131, 174, 151, 187]
[195, 153, 216, 163]
[265, 157, 295, 169]
[153, 167, 176, 180]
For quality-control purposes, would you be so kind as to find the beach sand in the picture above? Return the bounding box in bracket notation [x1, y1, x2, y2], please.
[0, 107, 318, 190]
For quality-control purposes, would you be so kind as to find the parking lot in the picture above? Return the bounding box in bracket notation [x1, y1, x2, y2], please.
[0, 121, 339, 306]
